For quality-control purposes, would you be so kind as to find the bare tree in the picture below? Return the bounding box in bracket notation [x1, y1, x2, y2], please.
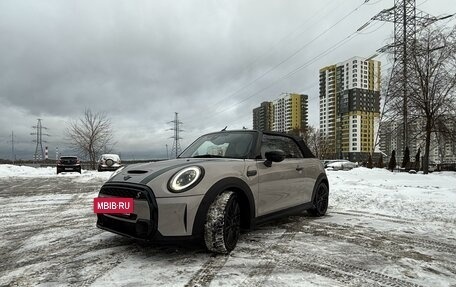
[66, 109, 115, 169]
[373, 71, 403, 156]
[304, 125, 332, 159]
[407, 25, 456, 174]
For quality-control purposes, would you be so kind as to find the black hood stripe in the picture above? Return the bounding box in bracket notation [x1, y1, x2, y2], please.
[139, 161, 200, 184]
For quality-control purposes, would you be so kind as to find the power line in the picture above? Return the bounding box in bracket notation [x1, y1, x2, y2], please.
[197, 0, 345, 116]
[200, 31, 361, 121]
[186, 2, 373, 126]
[236, 0, 341, 75]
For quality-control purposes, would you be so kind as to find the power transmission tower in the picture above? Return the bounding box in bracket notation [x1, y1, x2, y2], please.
[368, 0, 442, 157]
[169, 112, 183, 158]
[31, 119, 50, 162]
[7, 131, 16, 164]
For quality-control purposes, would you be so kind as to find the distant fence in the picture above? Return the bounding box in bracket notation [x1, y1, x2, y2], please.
[1, 159, 165, 170]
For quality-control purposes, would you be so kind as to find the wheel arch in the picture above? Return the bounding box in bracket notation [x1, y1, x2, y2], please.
[192, 177, 255, 237]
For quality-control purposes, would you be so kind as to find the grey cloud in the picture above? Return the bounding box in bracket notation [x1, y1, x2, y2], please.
[1, 0, 453, 160]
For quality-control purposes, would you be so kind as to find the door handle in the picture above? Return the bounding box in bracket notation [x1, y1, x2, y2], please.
[296, 167, 303, 171]
[247, 170, 257, 177]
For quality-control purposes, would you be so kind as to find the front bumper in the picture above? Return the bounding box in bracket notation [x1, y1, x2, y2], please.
[96, 182, 204, 240]
[98, 165, 122, 171]
[57, 165, 81, 172]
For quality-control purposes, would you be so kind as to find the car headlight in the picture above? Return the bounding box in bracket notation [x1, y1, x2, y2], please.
[108, 166, 126, 180]
[168, 166, 204, 193]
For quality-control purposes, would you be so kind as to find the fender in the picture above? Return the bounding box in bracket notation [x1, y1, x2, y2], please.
[192, 177, 256, 237]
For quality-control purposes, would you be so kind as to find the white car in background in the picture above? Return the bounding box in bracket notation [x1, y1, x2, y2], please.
[97, 154, 122, 172]
[325, 160, 358, 171]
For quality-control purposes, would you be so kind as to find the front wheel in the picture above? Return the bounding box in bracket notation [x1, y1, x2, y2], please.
[308, 183, 329, 217]
[204, 191, 240, 254]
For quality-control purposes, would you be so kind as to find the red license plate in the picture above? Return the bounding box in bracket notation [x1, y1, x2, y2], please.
[93, 198, 134, 213]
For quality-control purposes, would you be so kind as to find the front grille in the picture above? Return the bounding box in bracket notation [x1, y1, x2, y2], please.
[98, 215, 150, 238]
[100, 184, 147, 199]
[97, 182, 158, 239]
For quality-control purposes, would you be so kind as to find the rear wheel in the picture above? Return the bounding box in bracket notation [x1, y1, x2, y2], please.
[308, 183, 329, 217]
[204, 191, 241, 254]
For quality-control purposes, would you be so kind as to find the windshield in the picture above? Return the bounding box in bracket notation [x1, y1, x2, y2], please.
[179, 132, 255, 159]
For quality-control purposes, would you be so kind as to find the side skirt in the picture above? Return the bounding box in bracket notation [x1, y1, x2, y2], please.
[252, 202, 313, 228]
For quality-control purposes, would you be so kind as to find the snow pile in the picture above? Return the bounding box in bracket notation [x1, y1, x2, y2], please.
[327, 167, 456, 230]
[0, 164, 112, 180]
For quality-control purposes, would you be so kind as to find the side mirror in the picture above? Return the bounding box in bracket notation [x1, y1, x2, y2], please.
[264, 150, 285, 167]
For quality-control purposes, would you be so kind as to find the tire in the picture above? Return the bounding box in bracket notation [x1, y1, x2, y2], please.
[204, 191, 241, 254]
[308, 183, 329, 217]
[106, 159, 114, 167]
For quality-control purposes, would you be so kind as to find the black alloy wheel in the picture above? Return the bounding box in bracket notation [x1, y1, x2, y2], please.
[204, 191, 241, 253]
[308, 183, 329, 217]
[223, 194, 241, 251]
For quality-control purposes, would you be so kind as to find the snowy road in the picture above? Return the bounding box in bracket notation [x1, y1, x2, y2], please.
[1, 166, 456, 286]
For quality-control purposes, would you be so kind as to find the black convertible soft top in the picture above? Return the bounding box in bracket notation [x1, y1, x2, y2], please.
[262, 131, 315, 159]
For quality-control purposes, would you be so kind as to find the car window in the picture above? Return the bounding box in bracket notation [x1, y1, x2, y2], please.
[261, 134, 303, 159]
[60, 156, 78, 160]
[180, 132, 254, 159]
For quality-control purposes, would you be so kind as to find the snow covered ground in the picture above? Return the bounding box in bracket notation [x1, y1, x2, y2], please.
[0, 164, 455, 286]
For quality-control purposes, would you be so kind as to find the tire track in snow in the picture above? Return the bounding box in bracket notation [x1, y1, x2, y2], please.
[285, 252, 424, 287]
[183, 220, 301, 287]
[238, 221, 301, 287]
[331, 210, 414, 224]
[303, 220, 456, 256]
[183, 254, 231, 287]
[237, 216, 434, 287]
[0, 177, 121, 286]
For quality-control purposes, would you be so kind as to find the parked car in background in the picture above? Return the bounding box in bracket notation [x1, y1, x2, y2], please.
[97, 154, 122, 172]
[325, 159, 358, 171]
[57, 156, 81, 174]
[96, 130, 329, 254]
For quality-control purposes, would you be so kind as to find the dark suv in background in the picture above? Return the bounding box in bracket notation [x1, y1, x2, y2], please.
[56, 156, 81, 174]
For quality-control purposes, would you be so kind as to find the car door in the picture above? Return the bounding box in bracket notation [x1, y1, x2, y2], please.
[256, 134, 307, 216]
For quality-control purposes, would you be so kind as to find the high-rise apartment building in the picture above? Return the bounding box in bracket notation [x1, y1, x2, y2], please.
[319, 56, 381, 161]
[272, 93, 308, 135]
[252, 101, 274, 131]
[252, 93, 308, 135]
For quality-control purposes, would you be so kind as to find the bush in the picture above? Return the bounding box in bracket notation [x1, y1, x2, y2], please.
[402, 147, 410, 168]
[377, 154, 384, 168]
[388, 150, 397, 171]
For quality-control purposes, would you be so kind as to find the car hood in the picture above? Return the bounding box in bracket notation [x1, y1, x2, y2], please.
[108, 158, 240, 185]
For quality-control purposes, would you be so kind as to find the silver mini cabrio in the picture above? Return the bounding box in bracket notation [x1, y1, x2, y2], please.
[96, 130, 329, 253]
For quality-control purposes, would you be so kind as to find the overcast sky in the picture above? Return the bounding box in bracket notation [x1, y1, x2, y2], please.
[0, 0, 454, 160]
